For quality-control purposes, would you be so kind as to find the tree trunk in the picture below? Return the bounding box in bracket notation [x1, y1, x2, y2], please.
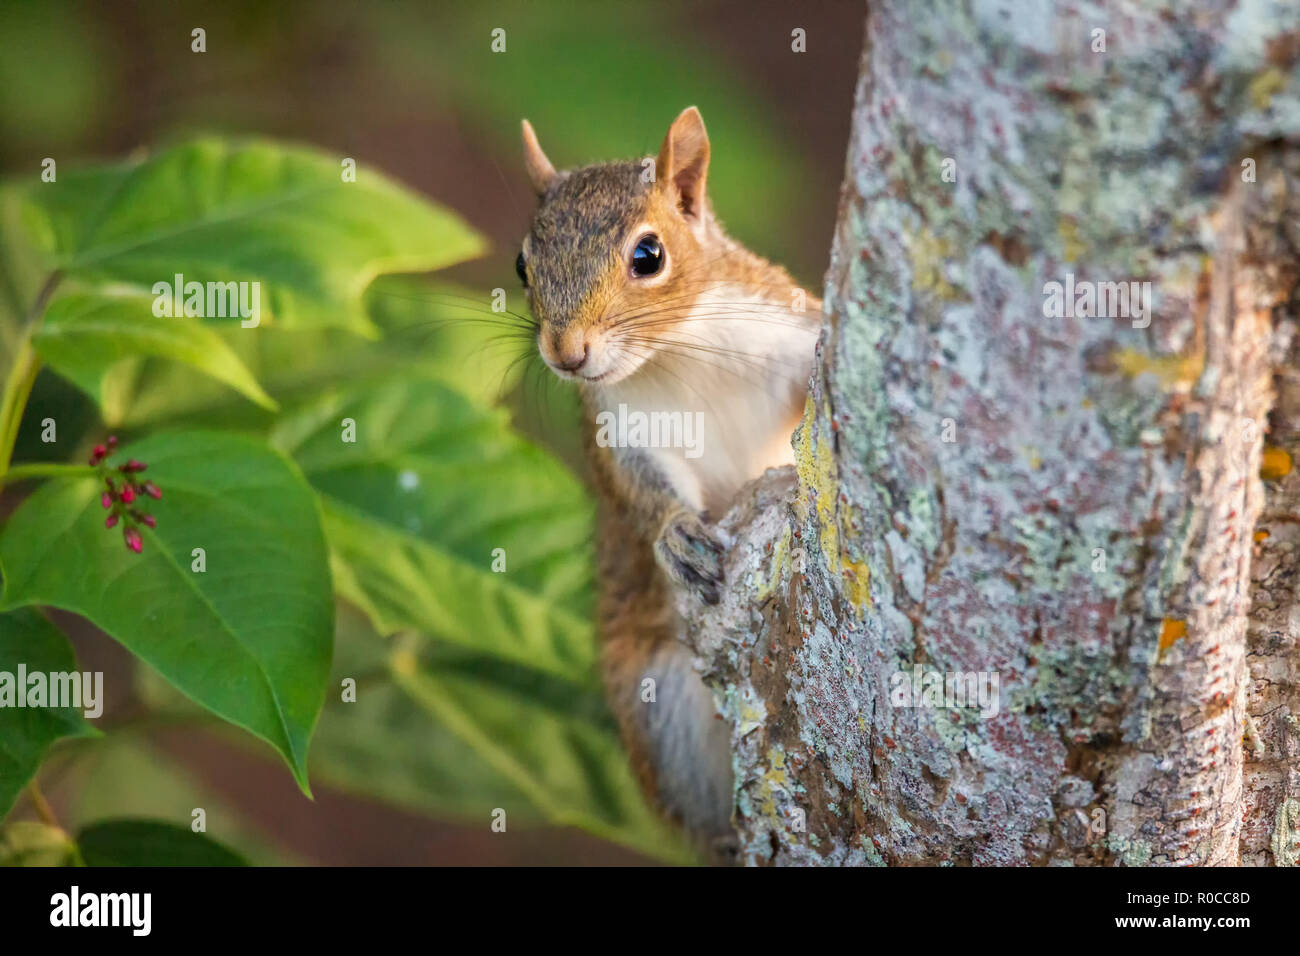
[682, 0, 1300, 865]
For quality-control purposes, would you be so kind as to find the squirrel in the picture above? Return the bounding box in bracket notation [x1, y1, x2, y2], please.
[516, 107, 821, 861]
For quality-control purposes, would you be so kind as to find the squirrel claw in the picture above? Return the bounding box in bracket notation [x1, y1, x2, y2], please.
[655, 511, 725, 604]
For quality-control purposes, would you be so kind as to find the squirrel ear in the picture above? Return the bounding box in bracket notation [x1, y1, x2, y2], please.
[657, 107, 710, 220]
[521, 119, 558, 195]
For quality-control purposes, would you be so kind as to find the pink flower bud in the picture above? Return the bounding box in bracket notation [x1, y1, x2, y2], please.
[107, 435, 118, 448]
[124, 528, 143, 553]
[105, 515, 119, 529]
[123, 460, 146, 472]
[90, 444, 106, 464]
[141, 514, 157, 528]
[120, 486, 136, 504]
[143, 482, 162, 500]
[101, 492, 113, 509]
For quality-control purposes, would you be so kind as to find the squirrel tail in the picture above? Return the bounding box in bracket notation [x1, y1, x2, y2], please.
[599, 552, 736, 862]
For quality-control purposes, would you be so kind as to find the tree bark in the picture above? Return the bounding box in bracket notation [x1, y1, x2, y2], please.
[682, 0, 1300, 865]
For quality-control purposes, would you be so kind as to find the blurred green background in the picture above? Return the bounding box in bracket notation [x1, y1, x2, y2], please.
[0, 0, 860, 864]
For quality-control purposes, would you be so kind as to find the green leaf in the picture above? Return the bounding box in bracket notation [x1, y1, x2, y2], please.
[92, 276, 535, 430]
[65, 737, 299, 866]
[315, 611, 685, 861]
[0, 186, 46, 362]
[7, 136, 487, 336]
[0, 608, 98, 819]
[272, 382, 680, 857]
[34, 290, 275, 412]
[276, 383, 684, 857]
[365, 276, 538, 407]
[387, 635, 691, 862]
[310, 605, 538, 824]
[77, 820, 247, 866]
[272, 379, 596, 682]
[0, 430, 333, 792]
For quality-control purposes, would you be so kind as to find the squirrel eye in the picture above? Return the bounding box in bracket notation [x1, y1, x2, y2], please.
[630, 234, 664, 277]
[515, 251, 528, 287]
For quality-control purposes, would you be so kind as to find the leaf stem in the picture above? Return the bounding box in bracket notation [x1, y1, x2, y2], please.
[0, 272, 61, 491]
[4, 462, 98, 483]
[26, 780, 59, 829]
[0, 340, 41, 486]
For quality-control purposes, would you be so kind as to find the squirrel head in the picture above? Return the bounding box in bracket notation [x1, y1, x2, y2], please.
[518, 107, 718, 387]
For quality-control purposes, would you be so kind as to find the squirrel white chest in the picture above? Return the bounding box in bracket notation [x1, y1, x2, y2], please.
[596, 288, 819, 515]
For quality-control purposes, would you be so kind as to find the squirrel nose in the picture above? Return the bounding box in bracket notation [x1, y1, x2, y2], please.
[555, 343, 589, 373]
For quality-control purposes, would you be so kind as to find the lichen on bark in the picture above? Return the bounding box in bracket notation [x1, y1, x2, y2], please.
[681, 0, 1300, 865]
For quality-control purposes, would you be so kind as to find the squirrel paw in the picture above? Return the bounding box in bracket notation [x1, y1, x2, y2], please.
[655, 511, 725, 604]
